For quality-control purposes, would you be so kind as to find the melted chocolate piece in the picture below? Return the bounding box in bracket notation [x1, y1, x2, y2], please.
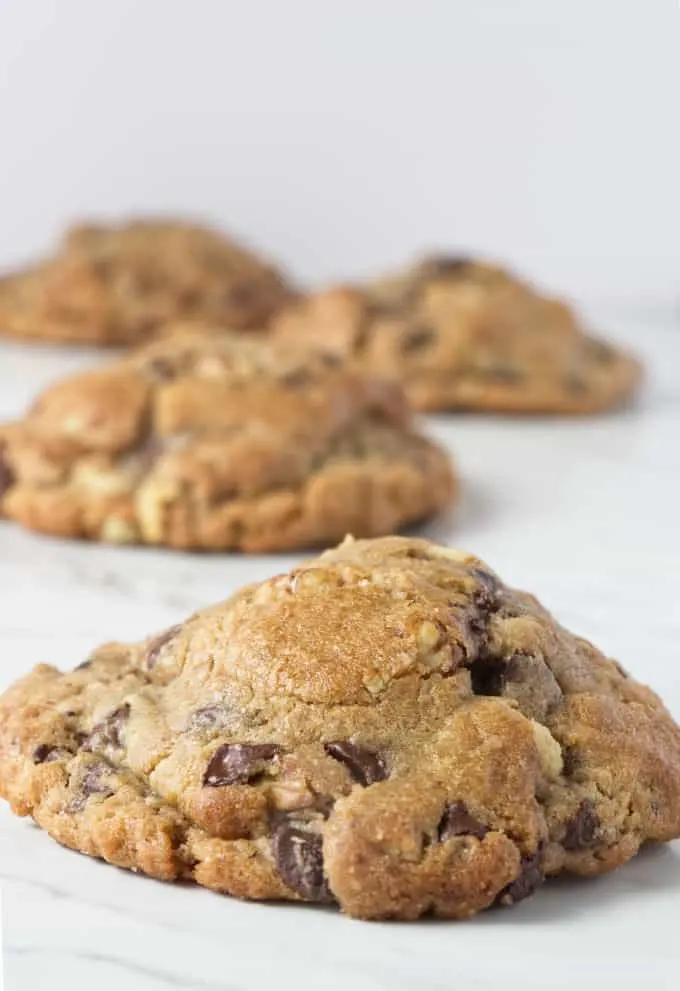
[438, 801, 489, 841]
[563, 799, 599, 850]
[271, 822, 334, 902]
[82, 704, 130, 752]
[203, 743, 282, 787]
[400, 326, 436, 353]
[33, 744, 68, 764]
[145, 624, 182, 669]
[500, 849, 544, 904]
[469, 655, 506, 696]
[324, 741, 388, 786]
[0, 446, 15, 499]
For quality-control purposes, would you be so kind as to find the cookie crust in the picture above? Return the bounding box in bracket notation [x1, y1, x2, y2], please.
[1, 536, 678, 920]
[0, 334, 455, 550]
[0, 219, 292, 345]
[273, 257, 642, 413]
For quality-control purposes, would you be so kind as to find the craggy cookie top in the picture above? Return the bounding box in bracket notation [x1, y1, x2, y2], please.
[0, 219, 292, 344]
[1, 536, 678, 919]
[0, 333, 454, 550]
[274, 256, 642, 413]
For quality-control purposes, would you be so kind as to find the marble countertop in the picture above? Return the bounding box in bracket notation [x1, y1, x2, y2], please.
[1, 304, 679, 990]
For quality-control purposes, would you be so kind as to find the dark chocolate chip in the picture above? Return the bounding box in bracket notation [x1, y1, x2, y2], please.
[503, 654, 527, 682]
[0, 446, 15, 499]
[319, 352, 341, 368]
[79, 761, 115, 800]
[145, 624, 182, 669]
[189, 704, 234, 731]
[324, 741, 387, 786]
[400, 325, 436, 353]
[203, 743, 282, 787]
[561, 747, 581, 777]
[74, 659, 93, 671]
[563, 799, 599, 850]
[586, 339, 615, 363]
[226, 283, 256, 307]
[479, 363, 525, 383]
[469, 655, 506, 696]
[33, 744, 67, 764]
[564, 372, 589, 395]
[146, 357, 177, 381]
[471, 568, 502, 613]
[82, 703, 130, 752]
[271, 822, 333, 902]
[438, 801, 489, 842]
[500, 849, 544, 904]
[420, 256, 473, 278]
[135, 434, 165, 472]
[281, 368, 312, 388]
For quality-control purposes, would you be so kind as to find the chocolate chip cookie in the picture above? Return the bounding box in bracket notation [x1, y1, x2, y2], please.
[0, 333, 455, 550]
[1, 535, 678, 920]
[0, 219, 292, 345]
[273, 256, 642, 413]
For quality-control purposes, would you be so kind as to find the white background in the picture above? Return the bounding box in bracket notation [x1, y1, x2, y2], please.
[0, 0, 678, 306]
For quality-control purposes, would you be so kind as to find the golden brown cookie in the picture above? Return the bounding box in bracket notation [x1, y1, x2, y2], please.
[1, 535, 678, 920]
[0, 333, 455, 550]
[0, 219, 293, 345]
[273, 256, 642, 413]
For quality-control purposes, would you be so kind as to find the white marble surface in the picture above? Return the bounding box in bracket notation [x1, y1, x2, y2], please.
[1, 305, 679, 990]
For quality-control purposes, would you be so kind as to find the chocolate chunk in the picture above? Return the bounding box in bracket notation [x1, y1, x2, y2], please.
[438, 801, 489, 841]
[500, 849, 544, 904]
[145, 624, 182, 669]
[0, 446, 15, 499]
[469, 655, 506, 696]
[203, 743, 282, 787]
[400, 325, 436, 353]
[83, 703, 130, 752]
[271, 822, 333, 902]
[563, 799, 599, 850]
[33, 744, 68, 764]
[324, 741, 387, 786]
[74, 659, 93, 671]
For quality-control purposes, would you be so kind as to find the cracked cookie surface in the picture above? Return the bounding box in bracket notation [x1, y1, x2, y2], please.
[0, 219, 292, 345]
[0, 333, 454, 550]
[273, 256, 642, 413]
[1, 535, 678, 920]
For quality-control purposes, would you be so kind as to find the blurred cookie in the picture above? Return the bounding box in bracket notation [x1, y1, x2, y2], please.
[0, 219, 293, 345]
[274, 256, 642, 413]
[1, 535, 678, 919]
[0, 333, 455, 550]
